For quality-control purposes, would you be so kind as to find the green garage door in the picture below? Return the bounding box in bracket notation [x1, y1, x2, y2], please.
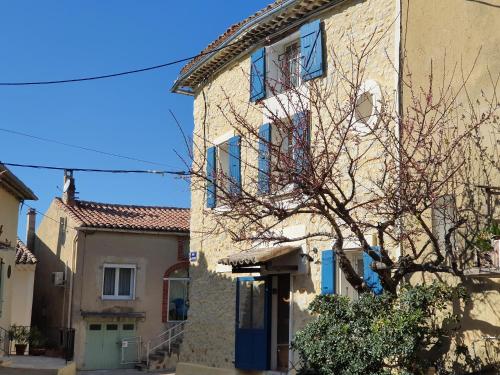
[84, 322, 137, 370]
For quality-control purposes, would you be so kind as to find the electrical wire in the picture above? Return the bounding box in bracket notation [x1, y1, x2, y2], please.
[0, 41, 240, 86]
[0, 127, 176, 168]
[0, 161, 189, 175]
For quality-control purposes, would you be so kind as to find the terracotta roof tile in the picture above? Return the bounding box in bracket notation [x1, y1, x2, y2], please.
[16, 239, 37, 265]
[55, 198, 190, 233]
[180, 0, 284, 75]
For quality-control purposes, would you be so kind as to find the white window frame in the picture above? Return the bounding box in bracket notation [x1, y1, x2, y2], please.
[266, 31, 301, 97]
[102, 263, 136, 300]
[338, 250, 364, 300]
[211, 131, 235, 211]
[163, 276, 190, 322]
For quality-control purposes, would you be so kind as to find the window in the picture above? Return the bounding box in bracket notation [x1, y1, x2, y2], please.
[218, 141, 231, 193]
[258, 112, 310, 194]
[250, 19, 324, 102]
[165, 268, 189, 322]
[339, 251, 364, 300]
[123, 324, 135, 331]
[267, 36, 301, 95]
[432, 195, 456, 263]
[206, 135, 241, 208]
[102, 264, 136, 300]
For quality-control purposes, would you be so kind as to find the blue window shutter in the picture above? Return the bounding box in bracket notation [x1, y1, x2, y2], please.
[250, 48, 266, 102]
[229, 136, 242, 195]
[206, 146, 217, 208]
[363, 246, 383, 295]
[321, 250, 336, 295]
[258, 123, 271, 194]
[292, 111, 310, 175]
[300, 19, 324, 81]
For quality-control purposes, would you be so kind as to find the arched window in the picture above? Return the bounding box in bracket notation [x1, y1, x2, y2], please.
[162, 261, 189, 323]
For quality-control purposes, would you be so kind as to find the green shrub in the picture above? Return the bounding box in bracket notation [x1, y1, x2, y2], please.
[292, 282, 474, 375]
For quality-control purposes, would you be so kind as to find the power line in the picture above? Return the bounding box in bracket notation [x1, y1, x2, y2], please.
[0, 41, 240, 86]
[0, 161, 189, 175]
[0, 127, 175, 168]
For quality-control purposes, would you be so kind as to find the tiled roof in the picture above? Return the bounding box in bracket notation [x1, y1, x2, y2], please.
[55, 198, 190, 233]
[16, 239, 37, 265]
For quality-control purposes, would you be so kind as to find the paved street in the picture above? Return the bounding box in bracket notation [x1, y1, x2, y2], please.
[77, 370, 174, 375]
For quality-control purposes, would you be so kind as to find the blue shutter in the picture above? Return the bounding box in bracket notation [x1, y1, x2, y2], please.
[206, 146, 217, 208]
[321, 250, 336, 295]
[363, 246, 383, 295]
[258, 123, 271, 194]
[229, 136, 242, 195]
[250, 48, 266, 102]
[292, 111, 310, 175]
[300, 19, 324, 81]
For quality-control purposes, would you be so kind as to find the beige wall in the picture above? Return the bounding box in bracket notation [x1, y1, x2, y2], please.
[10, 265, 36, 327]
[32, 200, 80, 332]
[33, 199, 188, 369]
[0, 186, 21, 330]
[72, 230, 183, 368]
[401, 0, 500, 368]
[182, 0, 398, 371]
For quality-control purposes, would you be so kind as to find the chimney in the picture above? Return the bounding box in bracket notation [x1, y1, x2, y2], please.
[62, 170, 76, 206]
[26, 208, 36, 251]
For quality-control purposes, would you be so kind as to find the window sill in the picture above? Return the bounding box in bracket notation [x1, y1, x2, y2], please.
[265, 184, 310, 209]
[463, 266, 500, 278]
[102, 296, 135, 301]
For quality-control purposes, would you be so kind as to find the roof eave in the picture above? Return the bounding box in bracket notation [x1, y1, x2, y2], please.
[0, 165, 38, 201]
[76, 226, 189, 236]
[170, 0, 302, 95]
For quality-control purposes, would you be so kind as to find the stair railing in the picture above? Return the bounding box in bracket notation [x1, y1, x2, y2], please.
[146, 321, 186, 369]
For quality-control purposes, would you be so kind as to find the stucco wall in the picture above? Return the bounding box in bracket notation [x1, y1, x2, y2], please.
[401, 0, 500, 368]
[32, 200, 80, 334]
[0, 186, 21, 330]
[72, 230, 183, 368]
[182, 0, 398, 371]
[32, 199, 188, 369]
[10, 265, 36, 327]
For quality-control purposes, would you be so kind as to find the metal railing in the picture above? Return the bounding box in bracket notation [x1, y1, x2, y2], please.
[146, 321, 186, 369]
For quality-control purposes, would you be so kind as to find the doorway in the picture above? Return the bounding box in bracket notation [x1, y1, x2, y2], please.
[272, 274, 290, 372]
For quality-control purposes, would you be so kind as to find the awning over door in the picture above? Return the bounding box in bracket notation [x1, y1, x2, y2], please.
[219, 246, 300, 266]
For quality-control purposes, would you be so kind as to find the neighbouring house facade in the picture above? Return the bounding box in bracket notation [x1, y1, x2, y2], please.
[171, 0, 499, 374]
[0, 163, 37, 354]
[31, 172, 190, 370]
[401, 0, 500, 367]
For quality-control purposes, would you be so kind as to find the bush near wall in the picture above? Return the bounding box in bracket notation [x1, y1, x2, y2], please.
[292, 282, 495, 375]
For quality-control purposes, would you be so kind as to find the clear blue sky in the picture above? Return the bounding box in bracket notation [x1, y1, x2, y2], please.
[0, 1, 270, 237]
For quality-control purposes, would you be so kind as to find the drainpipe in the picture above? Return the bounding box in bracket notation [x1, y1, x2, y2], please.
[67, 232, 79, 329]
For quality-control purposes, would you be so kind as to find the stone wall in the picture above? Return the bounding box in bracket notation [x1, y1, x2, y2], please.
[180, 0, 398, 371]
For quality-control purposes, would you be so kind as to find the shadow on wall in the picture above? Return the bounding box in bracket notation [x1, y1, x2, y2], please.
[419, 273, 500, 371]
[179, 251, 313, 371]
[31, 229, 72, 350]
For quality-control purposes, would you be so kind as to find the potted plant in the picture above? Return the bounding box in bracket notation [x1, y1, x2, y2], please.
[28, 327, 47, 356]
[8, 325, 30, 355]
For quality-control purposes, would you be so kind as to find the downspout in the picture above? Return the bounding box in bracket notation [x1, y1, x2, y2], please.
[67, 232, 79, 328]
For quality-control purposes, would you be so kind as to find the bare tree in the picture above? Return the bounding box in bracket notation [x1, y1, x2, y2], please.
[185, 30, 500, 295]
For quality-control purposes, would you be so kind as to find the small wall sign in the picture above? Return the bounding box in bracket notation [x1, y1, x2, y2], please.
[190, 251, 198, 262]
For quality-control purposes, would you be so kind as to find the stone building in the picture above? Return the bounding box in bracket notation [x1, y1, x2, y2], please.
[171, 1, 499, 374]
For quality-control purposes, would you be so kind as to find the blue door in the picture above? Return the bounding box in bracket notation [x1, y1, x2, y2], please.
[235, 276, 271, 370]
